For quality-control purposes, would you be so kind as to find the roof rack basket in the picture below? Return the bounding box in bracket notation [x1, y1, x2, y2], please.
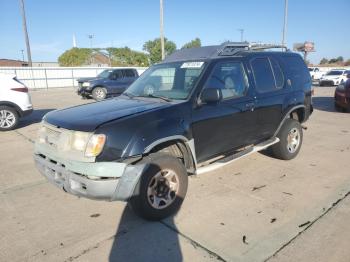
[218, 42, 288, 56]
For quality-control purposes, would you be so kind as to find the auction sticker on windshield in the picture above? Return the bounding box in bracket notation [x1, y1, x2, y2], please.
[181, 62, 204, 68]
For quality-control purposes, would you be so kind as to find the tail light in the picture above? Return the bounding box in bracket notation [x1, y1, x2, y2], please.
[11, 87, 28, 93]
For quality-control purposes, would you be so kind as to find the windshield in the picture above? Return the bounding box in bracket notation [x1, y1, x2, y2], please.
[97, 69, 113, 78]
[326, 71, 343, 76]
[124, 61, 205, 100]
[308, 68, 314, 72]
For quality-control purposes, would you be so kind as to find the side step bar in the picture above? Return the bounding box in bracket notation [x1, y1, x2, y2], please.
[196, 137, 280, 175]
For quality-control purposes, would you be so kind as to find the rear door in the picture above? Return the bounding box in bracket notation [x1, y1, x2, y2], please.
[249, 56, 287, 140]
[192, 60, 258, 163]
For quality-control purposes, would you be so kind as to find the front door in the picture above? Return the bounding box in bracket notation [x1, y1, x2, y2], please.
[192, 60, 258, 163]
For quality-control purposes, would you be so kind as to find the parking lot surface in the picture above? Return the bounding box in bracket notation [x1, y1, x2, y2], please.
[1, 86, 350, 262]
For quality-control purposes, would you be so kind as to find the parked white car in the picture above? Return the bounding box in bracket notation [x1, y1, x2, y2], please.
[319, 69, 350, 86]
[0, 73, 33, 131]
[308, 67, 325, 80]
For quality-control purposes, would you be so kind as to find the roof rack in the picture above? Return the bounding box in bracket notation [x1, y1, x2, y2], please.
[218, 42, 288, 56]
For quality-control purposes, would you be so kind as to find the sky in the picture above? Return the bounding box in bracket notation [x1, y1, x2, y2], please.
[0, 0, 349, 64]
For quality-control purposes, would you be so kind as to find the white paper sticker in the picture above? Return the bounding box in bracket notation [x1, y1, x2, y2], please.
[180, 62, 204, 68]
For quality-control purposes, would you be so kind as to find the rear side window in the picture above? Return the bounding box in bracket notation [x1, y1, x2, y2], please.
[282, 56, 311, 88]
[123, 69, 136, 77]
[251, 57, 276, 93]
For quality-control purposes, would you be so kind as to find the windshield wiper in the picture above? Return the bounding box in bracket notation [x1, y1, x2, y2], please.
[144, 94, 173, 102]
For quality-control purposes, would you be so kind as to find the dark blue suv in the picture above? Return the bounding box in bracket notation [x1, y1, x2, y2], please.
[35, 43, 313, 220]
[77, 68, 139, 100]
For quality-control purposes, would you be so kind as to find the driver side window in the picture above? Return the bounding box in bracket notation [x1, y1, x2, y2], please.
[203, 61, 249, 99]
[111, 70, 123, 80]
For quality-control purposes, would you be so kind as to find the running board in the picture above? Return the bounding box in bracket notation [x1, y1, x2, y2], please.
[196, 137, 280, 175]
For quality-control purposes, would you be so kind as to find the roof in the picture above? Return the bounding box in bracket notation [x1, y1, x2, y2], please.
[162, 42, 290, 63]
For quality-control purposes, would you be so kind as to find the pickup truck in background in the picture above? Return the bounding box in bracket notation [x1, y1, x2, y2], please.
[77, 68, 139, 100]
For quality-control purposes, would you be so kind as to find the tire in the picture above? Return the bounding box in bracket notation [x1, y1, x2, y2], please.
[0, 106, 19, 131]
[92, 87, 107, 101]
[129, 153, 188, 221]
[270, 118, 303, 160]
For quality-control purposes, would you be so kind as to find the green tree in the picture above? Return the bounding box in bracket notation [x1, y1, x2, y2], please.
[319, 58, 328, 64]
[58, 48, 92, 66]
[337, 56, 344, 62]
[329, 58, 338, 64]
[181, 38, 201, 49]
[143, 38, 176, 64]
[107, 47, 149, 66]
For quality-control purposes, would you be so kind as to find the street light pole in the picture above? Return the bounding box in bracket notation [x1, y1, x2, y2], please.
[238, 29, 244, 42]
[88, 34, 94, 65]
[160, 0, 165, 60]
[282, 0, 288, 47]
[19, 0, 32, 66]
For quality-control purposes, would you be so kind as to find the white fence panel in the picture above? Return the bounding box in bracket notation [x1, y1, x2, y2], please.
[0, 67, 147, 89]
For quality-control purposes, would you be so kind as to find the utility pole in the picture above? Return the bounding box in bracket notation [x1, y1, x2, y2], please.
[20, 49, 25, 62]
[160, 0, 165, 60]
[238, 29, 244, 42]
[19, 0, 32, 66]
[282, 0, 288, 47]
[88, 34, 94, 65]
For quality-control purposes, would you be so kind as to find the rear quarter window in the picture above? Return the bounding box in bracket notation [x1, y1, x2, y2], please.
[281, 56, 311, 88]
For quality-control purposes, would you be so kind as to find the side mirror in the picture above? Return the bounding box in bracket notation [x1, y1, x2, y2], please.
[200, 88, 222, 104]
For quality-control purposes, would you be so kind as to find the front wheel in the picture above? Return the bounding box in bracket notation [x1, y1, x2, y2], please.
[92, 87, 107, 101]
[270, 118, 303, 160]
[0, 106, 19, 131]
[129, 153, 188, 221]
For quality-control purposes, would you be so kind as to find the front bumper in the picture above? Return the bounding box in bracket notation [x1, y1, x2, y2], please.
[77, 85, 92, 96]
[34, 147, 145, 201]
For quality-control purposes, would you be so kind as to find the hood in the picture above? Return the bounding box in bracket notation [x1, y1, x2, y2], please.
[44, 97, 169, 132]
[77, 77, 101, 83]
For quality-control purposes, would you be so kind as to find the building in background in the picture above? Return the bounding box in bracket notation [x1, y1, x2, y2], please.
[0, 59, 28, 67]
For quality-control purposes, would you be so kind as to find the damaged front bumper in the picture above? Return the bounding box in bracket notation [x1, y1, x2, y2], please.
[34, 147, 144, 201]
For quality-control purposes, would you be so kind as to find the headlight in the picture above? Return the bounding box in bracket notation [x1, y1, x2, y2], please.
[71, 131, 90, 151]
[82, 82, 90, 87]
[85, 134, 106, 157]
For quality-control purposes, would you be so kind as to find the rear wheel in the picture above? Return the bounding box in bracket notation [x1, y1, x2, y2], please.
[129, 153, 188, 221]
[0, 106, 19, 131]
[271, 118, 303, 160]
[92, 87, 107, 101]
